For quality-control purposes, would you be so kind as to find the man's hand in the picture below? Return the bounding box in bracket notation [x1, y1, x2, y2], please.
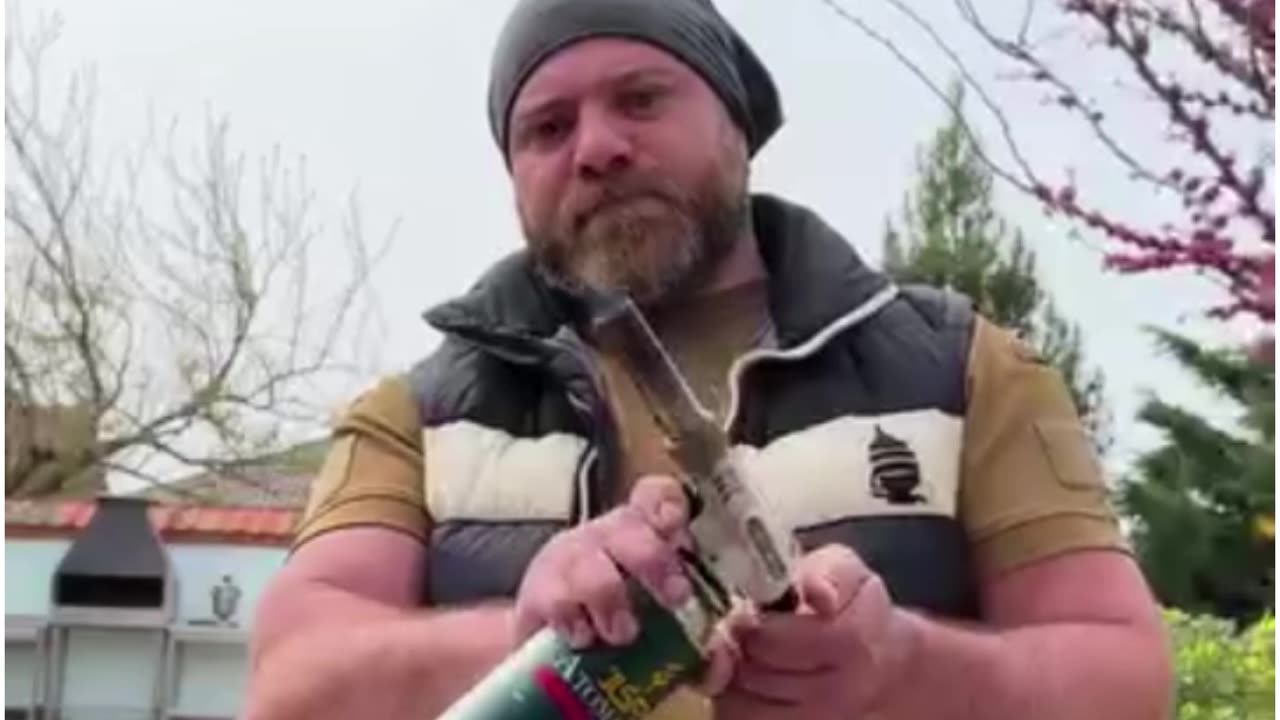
[714, 544, 916, 719]
[512, 474, 695, 649]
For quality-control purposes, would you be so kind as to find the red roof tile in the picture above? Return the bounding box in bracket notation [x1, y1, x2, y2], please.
[6, 499, 300, 546]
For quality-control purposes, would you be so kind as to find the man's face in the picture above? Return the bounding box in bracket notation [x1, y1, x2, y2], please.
[507, 38, 750, 305]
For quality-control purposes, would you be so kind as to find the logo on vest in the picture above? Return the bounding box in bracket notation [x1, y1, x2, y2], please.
[868, 425, 926, 505]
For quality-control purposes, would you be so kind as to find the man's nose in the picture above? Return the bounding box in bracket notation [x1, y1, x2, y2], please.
[572, 107, 633, 180]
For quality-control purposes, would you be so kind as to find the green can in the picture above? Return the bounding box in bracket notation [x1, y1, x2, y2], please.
[436, 579, 721, 720]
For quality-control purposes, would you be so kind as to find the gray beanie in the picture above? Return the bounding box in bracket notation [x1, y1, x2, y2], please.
[487, 0, 783, 164]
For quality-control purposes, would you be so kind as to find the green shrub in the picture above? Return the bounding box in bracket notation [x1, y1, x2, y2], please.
[1167, 609, 1274, 719]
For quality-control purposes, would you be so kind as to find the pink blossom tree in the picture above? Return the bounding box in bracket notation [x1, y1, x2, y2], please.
[822, 0, 1274, 331]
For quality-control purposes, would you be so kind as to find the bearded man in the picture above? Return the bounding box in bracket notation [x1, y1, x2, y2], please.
[245, 1, 1173, 718]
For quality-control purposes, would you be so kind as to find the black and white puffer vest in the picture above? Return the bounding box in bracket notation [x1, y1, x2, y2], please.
[411, 193, 980, 619]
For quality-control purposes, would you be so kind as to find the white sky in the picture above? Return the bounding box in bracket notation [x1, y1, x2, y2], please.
[14, 0, 1268, 482]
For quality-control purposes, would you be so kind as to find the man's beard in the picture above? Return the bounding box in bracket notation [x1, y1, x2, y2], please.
[523, 169, 747, 307]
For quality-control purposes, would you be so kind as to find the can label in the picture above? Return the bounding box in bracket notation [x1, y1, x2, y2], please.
[530, 635, 689, 719]
[438, 583, 709, 720]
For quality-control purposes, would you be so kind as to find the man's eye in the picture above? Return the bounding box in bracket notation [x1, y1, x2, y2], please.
[620, 87, 664, 114]
[536, 118, 568, 138]
[520, 116, 571, 148]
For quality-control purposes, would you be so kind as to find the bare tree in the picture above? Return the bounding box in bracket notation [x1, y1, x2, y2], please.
[818, 0, 1274, 326]
[5, 10, 393, 499]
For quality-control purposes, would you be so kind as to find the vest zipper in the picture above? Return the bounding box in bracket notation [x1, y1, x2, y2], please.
[721, 284, 900, 436]
[575, 282, 898, 519]
[574, 446, 598, 526]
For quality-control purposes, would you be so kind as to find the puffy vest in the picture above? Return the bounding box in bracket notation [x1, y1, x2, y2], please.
[412, 194, 980, 619]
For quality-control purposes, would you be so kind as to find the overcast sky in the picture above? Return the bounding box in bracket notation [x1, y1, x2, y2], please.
[15, 0, 1267, 482]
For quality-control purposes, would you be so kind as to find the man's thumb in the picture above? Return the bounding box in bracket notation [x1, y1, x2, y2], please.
[794, 544, 869, 619]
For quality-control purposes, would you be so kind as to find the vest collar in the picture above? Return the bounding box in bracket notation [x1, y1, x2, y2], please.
[423, 193, 891, 353]
[748, 194, 891, 347]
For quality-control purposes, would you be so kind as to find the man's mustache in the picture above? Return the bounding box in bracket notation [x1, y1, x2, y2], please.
[568, 183, 680, 233]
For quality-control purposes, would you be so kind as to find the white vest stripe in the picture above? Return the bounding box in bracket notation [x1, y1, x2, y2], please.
[730, 409, 961, 535]
[424, 410, 962, 531]
[423, 421, 585, 522]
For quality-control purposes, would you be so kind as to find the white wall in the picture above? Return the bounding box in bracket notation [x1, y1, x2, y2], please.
[6, 539, 72, 615]
[6, 641, 38, 708]
[172, 642, 248, 718]
[61, 628, 165, 719]
[167, 544, 287, 625]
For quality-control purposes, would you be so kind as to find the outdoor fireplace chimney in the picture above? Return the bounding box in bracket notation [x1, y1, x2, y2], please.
[52, 495, 172, 617]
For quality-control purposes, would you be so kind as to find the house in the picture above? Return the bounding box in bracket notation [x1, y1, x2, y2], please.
[5, 469, 313, 719]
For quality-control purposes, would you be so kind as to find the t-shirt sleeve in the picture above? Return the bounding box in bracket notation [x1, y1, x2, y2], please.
[291, 375, 428, 550]
[959, 316, 1128, 577]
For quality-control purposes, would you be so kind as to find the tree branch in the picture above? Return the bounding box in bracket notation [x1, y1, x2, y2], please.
[816, 0, 1039, 195]
[4, 9, 393, 497]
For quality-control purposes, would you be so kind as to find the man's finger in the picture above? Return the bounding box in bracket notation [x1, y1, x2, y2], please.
[737, 616, 835, 673]
[567, 549, 635, 646]
[514, 579, 592, 648]
[627, 474, 690, 538]
[602, 507, 691, 608]
[551, 614, 596, 651]
[695, 627, 740, 697]
[713, 686, 793, 720]
[731, 661, 836, 706]
[696, 599, 759, 696]
[793, 543, 870, 619]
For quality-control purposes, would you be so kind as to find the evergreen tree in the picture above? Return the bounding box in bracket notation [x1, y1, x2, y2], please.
[883, 81, 1110, 451]
[1118, 330, 1275, 624]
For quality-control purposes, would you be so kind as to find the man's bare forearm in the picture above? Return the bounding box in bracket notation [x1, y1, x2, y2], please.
[873, 611, 1173, 720]
[245, 599, 513, 720]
